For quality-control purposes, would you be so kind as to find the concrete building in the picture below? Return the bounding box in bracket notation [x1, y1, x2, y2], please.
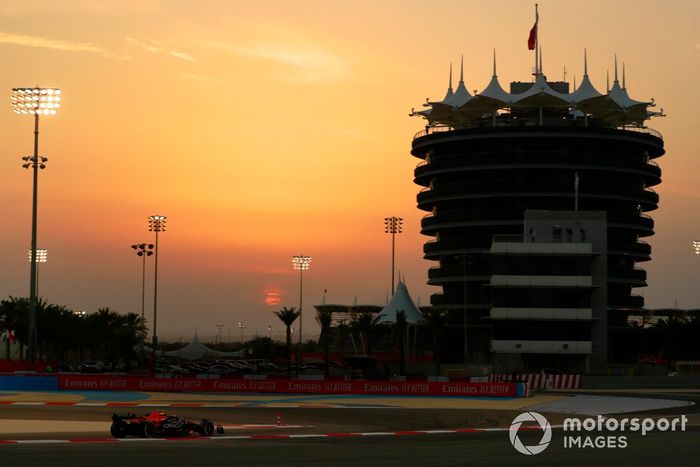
[489, 211, 607, 374]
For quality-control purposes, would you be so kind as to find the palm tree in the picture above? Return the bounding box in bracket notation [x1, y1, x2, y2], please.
[395, 310, 407, 375]
[422, 309, 447, 377]
[316, 308, 333, 377]
[87, 308, 122, 365]
[37, 303, 72, 364]
[274, 306, 300, 373]
[115, 313, 148, 370]
[351, 311, 380, 355]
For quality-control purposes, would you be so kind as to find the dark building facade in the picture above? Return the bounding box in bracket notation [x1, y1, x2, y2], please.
[489, 211, 607, 374]
[410, 55, 665, 371]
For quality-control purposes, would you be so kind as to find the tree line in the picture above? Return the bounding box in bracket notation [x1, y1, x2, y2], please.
[0, 296, 146, 369]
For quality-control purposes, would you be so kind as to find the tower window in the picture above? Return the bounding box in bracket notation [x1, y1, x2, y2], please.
[552, 225, 563, 242]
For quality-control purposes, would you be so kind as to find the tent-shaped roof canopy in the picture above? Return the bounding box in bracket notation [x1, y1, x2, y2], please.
[160, 334, 247, 361]
[411, 50, 663, 130]
[376, 279, 425, 325]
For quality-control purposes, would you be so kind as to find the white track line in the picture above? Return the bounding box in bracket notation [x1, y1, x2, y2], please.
[0, 428, 505, 444]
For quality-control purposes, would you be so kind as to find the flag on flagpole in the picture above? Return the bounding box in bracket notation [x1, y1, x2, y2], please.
[528, 22, 537, 50]
[528, 5, 539, 50]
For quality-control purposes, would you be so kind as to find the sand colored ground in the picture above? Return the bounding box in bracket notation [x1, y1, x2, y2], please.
[0, 420, 109, 433]
[0, 390, 566, 410]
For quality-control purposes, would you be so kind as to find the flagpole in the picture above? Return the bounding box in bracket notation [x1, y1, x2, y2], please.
[535, 3, 539, 74]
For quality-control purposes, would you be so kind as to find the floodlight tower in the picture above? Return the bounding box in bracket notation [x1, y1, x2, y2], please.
[148, 215, 167, 351]
[27, 248, 47, 298]
[292, 255, 311, 363]
[131, 243, 154, 321]
[384, 217, 403, 295]
[12, 86, 61, 361]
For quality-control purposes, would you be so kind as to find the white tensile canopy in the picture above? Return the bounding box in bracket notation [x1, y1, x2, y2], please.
[161, 334, 247, 361]
[412, 50, 661, 129]
[376, 279, 425, 325]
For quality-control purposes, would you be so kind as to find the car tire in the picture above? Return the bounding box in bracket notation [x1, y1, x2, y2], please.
[110, 422, 128, 438]
[142, 422, 156, 438]
[199, 420, 215, 436]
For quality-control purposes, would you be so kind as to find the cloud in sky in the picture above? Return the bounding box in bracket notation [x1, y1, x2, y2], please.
[125, 36, 196, 61]
[210, 40, 349, 83]
[0, 31, 123, 58]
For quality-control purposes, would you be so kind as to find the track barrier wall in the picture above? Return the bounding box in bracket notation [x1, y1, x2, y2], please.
[1, 374, 527, 397]
[489, 373, 580, 389]
[0, 375, 58, 391]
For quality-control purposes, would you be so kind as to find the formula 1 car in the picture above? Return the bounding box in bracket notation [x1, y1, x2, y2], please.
[110, 410, 225, 438]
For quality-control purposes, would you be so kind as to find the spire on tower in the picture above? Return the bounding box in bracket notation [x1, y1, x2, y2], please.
[622, 62, 626, 89]
[584, 48, 588, 76]
[493, 49, 497, 77]
[460, 54, 464, 82]
[614, 54, 619, 82]
[448, 62, 453, 91]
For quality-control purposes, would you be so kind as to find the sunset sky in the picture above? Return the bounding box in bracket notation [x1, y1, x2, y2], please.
[1, 0, 698, 342]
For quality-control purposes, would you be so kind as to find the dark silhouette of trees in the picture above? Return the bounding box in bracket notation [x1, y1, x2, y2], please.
[273, 306, 300, 372]
[1, 296, 148, 368]
[351, 311, 380, 355]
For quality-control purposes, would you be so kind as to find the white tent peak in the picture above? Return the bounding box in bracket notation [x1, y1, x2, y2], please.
[162, 334, 247, 361]
[412, 51, 663, 129]
[376, 278, 424, 325]
[442, 62, 454, 101]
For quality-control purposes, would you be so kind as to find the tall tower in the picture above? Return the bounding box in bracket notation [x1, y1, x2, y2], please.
[410, 53, 664, 368]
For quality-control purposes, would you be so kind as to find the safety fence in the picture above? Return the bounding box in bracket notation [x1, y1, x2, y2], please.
[489, 373, 581, 389]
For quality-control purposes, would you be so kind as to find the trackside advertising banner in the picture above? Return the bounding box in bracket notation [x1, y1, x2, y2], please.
[58, 375, 522, 397]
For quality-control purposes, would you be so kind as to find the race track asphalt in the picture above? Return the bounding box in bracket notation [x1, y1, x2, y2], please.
[1, 390, 698, 466]
[2, 428, 699, 467]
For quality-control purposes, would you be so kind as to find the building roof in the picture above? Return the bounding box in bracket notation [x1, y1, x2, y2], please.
[411, 50, 663, 129]
[161, 334, 247, 360]
[376, 279, 425, 325]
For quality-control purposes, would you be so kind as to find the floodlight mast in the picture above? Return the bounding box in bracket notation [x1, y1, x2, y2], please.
[12, 86, 61, 362]
[384, 217, 403, 295]
[131, 243, 154, 321]
[148, 215, 167, 352]
[292, 255, 311, 363]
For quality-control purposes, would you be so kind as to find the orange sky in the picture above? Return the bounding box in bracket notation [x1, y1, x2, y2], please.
[1, 0, 699, 341]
